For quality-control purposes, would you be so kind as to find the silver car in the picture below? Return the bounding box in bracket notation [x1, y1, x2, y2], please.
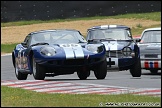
[137, 27, 161, 74]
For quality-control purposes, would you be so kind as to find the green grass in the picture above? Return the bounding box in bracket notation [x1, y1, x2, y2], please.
[107, 12, 161, 21]
[1, 43, 19, 53]
[1, 12, 161, 27]
[1, 86, 161, 107]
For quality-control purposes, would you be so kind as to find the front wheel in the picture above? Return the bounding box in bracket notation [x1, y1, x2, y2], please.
[77, 68, 90, 80]
[32, 55, 45, 80]
[130, 57, 141, 77]
[15, 58, 28, 80]
[94, 59, 107, 79]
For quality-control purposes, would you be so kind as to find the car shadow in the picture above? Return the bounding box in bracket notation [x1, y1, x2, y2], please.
[142, 72, 161, 76]
[44, 78, 99, 81]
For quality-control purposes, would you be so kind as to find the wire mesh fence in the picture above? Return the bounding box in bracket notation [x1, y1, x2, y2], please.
[1, 1, 161, 22]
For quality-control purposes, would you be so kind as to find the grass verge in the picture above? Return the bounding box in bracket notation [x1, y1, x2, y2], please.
[1, 43, 19, 54]
[1, 86, 161, 107]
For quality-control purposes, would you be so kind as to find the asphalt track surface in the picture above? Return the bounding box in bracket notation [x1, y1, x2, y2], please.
[1, 54, 161, 96]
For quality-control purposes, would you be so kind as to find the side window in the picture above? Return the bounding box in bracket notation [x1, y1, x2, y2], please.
[23, 35, 31, 47]
[126, 29, 133, 39]
[86, 31, 91, 41]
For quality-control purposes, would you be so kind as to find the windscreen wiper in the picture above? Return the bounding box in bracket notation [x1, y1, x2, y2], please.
[100, 38, 115, 41]
[31, 42, 49, 47]
[78, 40, 87, 43]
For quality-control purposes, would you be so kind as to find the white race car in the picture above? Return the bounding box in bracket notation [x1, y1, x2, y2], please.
[136, 27, 161, 74]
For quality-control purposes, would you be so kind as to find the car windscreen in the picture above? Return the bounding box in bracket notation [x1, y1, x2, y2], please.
[30, 30, 87, 45]
[88, 29, 131, 40]
[140, 30, 161, 43]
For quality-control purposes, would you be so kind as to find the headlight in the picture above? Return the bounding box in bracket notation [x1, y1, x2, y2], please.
[40, 46, 56, 56]
[86, 45, 103, 54]
[122, 47, 132, 56]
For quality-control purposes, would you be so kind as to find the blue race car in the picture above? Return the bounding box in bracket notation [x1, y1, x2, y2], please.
[86, 25, 141, 77]
[12, 29, 107, 80]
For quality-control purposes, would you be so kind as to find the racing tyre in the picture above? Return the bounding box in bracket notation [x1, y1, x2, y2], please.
[32, 55, 45, 80]
[130, 57, 141, 77]
[15, 58, 28, 80]
[77, 69, 90, 80]
[94, 59, 107, 79]
[150, 69, 158, 74]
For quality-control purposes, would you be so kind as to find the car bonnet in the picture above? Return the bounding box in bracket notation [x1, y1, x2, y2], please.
[138, 43, 161, 54]
[52, 43, 85, 59]
[101, 40, 133, 51]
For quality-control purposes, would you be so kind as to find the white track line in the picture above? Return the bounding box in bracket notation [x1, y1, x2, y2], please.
[1, 80, 161, 97]
[1, 53, 12, 56]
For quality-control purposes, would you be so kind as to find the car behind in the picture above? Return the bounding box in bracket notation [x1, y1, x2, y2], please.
[137, 27, 161, 74]
[86, 25, 141, 77]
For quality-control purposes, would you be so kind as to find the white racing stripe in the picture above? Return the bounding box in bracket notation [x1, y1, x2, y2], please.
[102, 41, 119, 68]
[72, 45, 84, 58]
[108, 41, 118, 50]
[109, 25, 117, 28]
[101, 25, 108, 28]
[102, 42, 109, 50]
[102, 41, 118, 51]
[62, 47, 74, 59]
[60, 44, 84, 59]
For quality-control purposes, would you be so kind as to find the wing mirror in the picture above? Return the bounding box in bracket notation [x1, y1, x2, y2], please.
[88, 40, 93, 43]
[21, 42, 27, 47]
[133, 37, 141, 43]
[134, 38, 141, 43]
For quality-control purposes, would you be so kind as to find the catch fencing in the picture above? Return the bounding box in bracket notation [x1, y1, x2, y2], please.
[1, 1, 161, 22]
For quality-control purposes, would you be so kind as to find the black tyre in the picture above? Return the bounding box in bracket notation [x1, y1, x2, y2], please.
[150, 69, 158, 74]
[94, 59, 107, 79]
[77, 68, 90, 80]
[130, 57, 141, 77]
[32, 55, 45, 80]
[15, 58, 28, 80]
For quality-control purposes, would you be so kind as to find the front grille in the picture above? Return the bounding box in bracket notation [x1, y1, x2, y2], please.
[145, 54, 158, 58]
[64, 59, 85, 65]
[64, 58, 101, 65]
[47, 58, 102, 66]
[106, 50, 123, 58]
